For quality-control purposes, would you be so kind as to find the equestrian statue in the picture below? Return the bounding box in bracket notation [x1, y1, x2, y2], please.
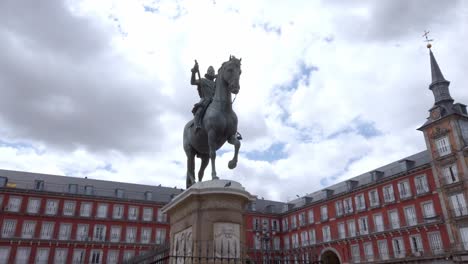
[183, 56, 242, 188]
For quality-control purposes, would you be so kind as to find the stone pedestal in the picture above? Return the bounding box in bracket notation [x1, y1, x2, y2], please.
[162, 179, 255, 260]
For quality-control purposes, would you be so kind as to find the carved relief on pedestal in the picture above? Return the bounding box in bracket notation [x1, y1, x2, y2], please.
[213, 222, 240, 258]
[173, 226, 192, 264]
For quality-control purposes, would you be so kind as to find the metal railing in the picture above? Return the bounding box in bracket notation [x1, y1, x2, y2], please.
[449, 207, 468, 218]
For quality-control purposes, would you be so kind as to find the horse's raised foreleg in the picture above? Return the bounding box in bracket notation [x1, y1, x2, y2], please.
[227, 134, 240, 169]
[207, 130, 219, 180]
[198, 154, 209, 182]
[186, 149, 196, 188]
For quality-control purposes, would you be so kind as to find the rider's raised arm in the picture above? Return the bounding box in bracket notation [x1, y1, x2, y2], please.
[190, 70, 199, 85]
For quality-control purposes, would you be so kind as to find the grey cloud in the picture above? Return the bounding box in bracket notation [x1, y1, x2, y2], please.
[0, 0, 168, 153]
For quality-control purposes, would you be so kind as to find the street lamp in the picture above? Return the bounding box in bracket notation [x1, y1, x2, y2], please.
[255, 227, 276, 263]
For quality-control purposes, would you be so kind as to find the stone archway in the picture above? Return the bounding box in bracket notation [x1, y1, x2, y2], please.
[320, 248, 341, 264]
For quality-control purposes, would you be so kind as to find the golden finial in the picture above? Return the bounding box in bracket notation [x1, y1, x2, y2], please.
[423, 30, 433, 49]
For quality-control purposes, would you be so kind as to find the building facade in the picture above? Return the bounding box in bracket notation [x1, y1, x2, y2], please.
[0, 47, 467, 263]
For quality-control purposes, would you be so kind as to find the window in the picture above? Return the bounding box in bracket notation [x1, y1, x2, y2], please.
[351, 244, 360, 263]
[35, 248, 49, 264]
[378, 240, 389, 260]
[27, 198, 41, 214]
[7, 196, 22, 212]
[63, 201, 76, 216]
[389, 210, 400, 229]
[321, 205, 328, 221]
[45, 199, 59, 215]
[283, 235, 290, 250]
[398, 180, 411, 199]
[460, 227, 468, 250]
[373, 214, 384, 232]
[93, 224, 106, 242]
[123, 251, 135, 262]
[143, 207, 153, 221]
[392, 237, 405, 258]
[1, 219, 16, 238]
[97, 204, 108, 218]
[300, 231, 308, 246]
[347, 220, 356, 237]
[383, 185, 395, 203]
[15, 247, 31, 264]
[115, 188, 124, 198]
[72, 249, 85, 264]
[415, 175, 429, 194]
[299, 212, 306, 226]
[0, 195, 3, 208]
[338, 222, 346, 239]
[271, 219, 279, 232]
[344, 198, 353, 214]
[68, 184, 78, 194]
[21, 221, 36, 239]
[322, 225, 331, 242]
[40, 222, 54, 239]
[0, 247, 10, 264]
[308, 209, 314, 224]
[291, 233, 299, 248]
[309, 229, 316, 244]
[110, 226, 121, 242]
[141, 228, 152, 244]
[428, 232, 443, 254]
[450, 193, 468, 217]
[369, 189, 380, 207]
[282, 218, 289, 231]
[58, 223, 72, 240]
[84, 185, 94, 195]
[335, 201, 343, 217]
[89, 250, 103, 264]
[358, 217, 369, 235]
[107, 250, 119, 264]
[404, 206, 417, 226]
[34, 180, 44, 191]
[409, 235, 423, 255]
[0, 177, 7, 187]
[442, 163, 459, 184]
[364, 242, 374, 261]
[113, 204, 124, 219]
[80, 202, 92, 217]
[144, 191, 152, 200]
[157, 208, 167, 222]
[422, 201, 436, 219]
[435, 136, 451, 156]
[54, 249, 68, 264]
[76, 224, 89, 241]
[273, 237, 280, 250]
[156, 228, 166, 244]
[126, 227, 137, 243]
[128, 206, 139, 220]
[355, 194, 366, 211]
[262, 218, 269, 231]
[291, 215, 297, 229]
[253, 218, 260, 231]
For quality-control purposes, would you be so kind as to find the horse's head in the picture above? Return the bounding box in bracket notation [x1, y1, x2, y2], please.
[220, 55, 242, 95]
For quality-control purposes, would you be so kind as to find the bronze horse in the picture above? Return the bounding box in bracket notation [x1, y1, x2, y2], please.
[183, 56, 242, 188]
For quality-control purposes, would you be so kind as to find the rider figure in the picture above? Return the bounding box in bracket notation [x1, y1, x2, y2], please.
[191, 61, 216, 132]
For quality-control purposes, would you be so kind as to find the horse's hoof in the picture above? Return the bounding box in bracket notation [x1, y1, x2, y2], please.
[228, 160, 237, 169]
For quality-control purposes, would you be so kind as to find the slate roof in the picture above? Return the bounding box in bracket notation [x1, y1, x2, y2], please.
[0, 169, 184, 204]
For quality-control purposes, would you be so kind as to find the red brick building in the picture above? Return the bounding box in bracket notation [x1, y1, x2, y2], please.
[0, 47, 467, 263]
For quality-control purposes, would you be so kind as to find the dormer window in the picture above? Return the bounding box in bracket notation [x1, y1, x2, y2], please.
[34, 180, 44, 191]
[68, 184, 78, 194]
[144, 191, 152, 201]
[84, 185, 94, 195]
[0, 176, 7, 187]
[435, 136, 451, 157]
[115, 188, 124, 198]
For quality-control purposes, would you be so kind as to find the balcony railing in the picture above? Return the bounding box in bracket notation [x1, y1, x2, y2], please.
[449, 207, 468, 218]
[441, 174, 463, 186]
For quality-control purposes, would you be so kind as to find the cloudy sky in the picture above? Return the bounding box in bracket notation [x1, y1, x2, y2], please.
[0, 0, 467, 201]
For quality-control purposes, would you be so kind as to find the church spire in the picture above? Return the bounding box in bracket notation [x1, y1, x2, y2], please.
[427, 44, 453, 105]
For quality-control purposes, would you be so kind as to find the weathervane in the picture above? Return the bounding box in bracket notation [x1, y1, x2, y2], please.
[423, 30, 434, 49]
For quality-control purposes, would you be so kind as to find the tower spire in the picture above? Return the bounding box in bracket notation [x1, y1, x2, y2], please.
[423, 31, 453, 105]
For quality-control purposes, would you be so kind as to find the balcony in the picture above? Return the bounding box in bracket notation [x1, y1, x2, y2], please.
[441, 175, 464, 189]
[449, 207, 468, 219]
